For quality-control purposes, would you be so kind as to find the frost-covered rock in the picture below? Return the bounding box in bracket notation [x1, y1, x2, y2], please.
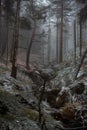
[69, 81, 85, 94]
[46, 120, 64, 130]
[0, 118, 40, 130]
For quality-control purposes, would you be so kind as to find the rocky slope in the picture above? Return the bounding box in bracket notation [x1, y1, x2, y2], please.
[0, 56, 87, 130]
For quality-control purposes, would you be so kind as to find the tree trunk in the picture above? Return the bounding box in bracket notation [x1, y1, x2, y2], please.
[59, 0, 64, 63]
[11, 0, 20, 78]
[6, 15, 9, 65]
[10, 27, 15, 62]
[0, 0, 1, 17]
[10, 39, 14, 62]
[48, 7, 51, 63]
[79, 18, 82, 57]
[74, 48, 87, 80]
[0, 15, 9, 59]
[26, 21, 36, 69]
[74, 20, 76, 65]
[56, 4, 59, 63]
[77, 20, 79, 47]
[84, 21, 86, 45]
[0, 0, 1, 51]
[26, 0, 36, 69]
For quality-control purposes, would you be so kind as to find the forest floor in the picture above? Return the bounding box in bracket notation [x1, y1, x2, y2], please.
[0, 50, 87, 130]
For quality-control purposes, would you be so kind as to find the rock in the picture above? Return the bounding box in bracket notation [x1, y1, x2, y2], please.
[15, 94, 30, 105]
[0, 101, 9, 115]
[52, 64, 60, 71]
[13, 84, 24, 91]
[77, 70, 87, 79]
[55, 87, 70, 108]
[28, 70, 44, 87]
[45, 88, 61, 108]
[70, 82, 85, 94]
[15, 93, 37, 109]
[0, 80, 3, 86]
[50, 65, 74, 89]
[0, 90, 24, 115]
[39, 68, 57, 81]
[41, 101, 51, 113]
[0, 118, 40, 130]
[51, 109, 62, 120]
[46, 120, 64, 130]
[0, 121, 9, 130]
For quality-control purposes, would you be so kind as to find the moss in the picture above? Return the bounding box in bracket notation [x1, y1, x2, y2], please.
[0, 90, 25, 116]
[21, 108, 39, 122]
[45, 114, 54, 122]
[21, 108, 54, 123]
[0, 89, 10, 96]
[0, 90, 17, 103]
[0, 113, 17, 121]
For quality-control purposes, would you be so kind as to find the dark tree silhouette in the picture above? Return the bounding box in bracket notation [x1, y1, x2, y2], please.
[11, 0, 20, 78]
[74, 20, 77, 65]
[59, 0, 64, 63]
[74, 48, 87, 80]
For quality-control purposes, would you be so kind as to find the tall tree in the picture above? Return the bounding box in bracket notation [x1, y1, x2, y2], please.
[78, 5, 87, 56]
[26, 21, 36, 69]
[0, 0, 1, 51]
[0, 0, 1, 16]
[11, 0, 20, 78]
[26, 0, 36, 69]
[0, 0, 14, 59]
[74, 48, 87, 80]
[56, 3, 59, 63]
[0, 0, 9, 59]
[74, 20, 77, 65]
[79, 17, 82, 57]
[59, 0, 64, 63]
[48, 7, 51, 63]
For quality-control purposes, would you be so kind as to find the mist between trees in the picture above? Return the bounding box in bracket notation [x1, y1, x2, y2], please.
[0, 0, 87, 78]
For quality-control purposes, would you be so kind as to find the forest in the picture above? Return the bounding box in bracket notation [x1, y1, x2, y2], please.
[0, 0, 87, 130]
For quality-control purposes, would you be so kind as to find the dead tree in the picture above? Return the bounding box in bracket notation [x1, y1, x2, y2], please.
[74, 48, 87, 80]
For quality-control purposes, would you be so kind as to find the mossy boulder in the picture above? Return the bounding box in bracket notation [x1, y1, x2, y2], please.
[0, 90, 24, 116]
